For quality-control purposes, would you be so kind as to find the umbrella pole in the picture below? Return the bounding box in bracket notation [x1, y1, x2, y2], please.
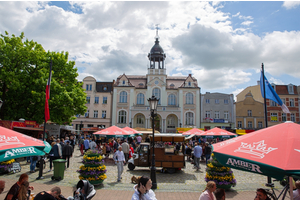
[36, 121, 46, 180]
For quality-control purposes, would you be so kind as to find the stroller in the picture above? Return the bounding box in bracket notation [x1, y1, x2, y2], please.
[68, 180, 96, 200]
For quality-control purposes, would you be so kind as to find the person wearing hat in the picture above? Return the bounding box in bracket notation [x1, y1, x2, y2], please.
[205, 142, 212, 165]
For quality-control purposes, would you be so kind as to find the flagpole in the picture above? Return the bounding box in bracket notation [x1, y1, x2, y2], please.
[262, 63, 272, 185]
[37, 59, 52, 180]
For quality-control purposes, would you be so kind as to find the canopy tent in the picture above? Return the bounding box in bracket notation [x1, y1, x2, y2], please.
[182, 128, 204, 136]
[122, 127, 142, 136]
[212, 121, 300, 199]
[200, 127, 237, 138]
[93, 126, 133, 138]
[0, 126, 51, 162]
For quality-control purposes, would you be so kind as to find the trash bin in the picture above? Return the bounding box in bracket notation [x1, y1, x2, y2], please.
[51, 159, 66, 181]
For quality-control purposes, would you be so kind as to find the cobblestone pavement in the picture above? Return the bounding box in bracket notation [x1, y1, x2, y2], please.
[0, 145, 288, 199]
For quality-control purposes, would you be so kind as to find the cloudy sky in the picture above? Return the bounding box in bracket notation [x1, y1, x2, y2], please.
[1, 1, 300, 98]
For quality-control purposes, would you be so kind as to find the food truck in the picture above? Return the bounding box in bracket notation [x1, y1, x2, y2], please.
[127, 134, 185, 173]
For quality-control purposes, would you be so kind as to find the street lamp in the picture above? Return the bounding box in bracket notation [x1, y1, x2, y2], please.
[147, 95, 159, 189]
[129, 122, 132, 128]
[180, 123, 182, 128]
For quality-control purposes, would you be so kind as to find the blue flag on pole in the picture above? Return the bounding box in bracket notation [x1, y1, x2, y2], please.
[260, 71, 290, 113]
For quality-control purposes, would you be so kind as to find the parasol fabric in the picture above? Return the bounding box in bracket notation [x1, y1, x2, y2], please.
[182, 128, 204, 136]
[94, 126, 132, 137]
[122, 127, 142, 136]
[0, 126, 51, 162]
[212, 121, 300, 180]
[200, 127, 237, 138]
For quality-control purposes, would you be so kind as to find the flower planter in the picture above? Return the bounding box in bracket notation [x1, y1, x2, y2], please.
[217, 184, 232, 190]
[89, 179, 104, 185]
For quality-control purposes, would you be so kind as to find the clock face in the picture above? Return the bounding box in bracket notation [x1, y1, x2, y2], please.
[155, 80, 159, 85]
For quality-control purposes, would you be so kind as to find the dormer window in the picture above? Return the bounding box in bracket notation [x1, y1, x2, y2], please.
[122, 80, 125, 85]
[188, 82, 191, 86]
[103, 86, 107, 91]
[138, 83, 144, 88]
[170, 83, 175, 89]
[288, 84, 294, 94]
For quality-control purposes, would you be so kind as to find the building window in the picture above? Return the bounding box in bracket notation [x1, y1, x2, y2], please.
[247, 110, 252, 117]
[281, 98, 286, 104]
[291, 113, 295, 122]
[188, 82, 191, 86]
[237, 121, 242, 128]
[136, 114, 144, 125]
[120, 91, 127, 103]
[290, 98, 294, 107]
[186, 112, 194, 125]
[258, 121, 263, 128]
[152, 88, 161, 105]
[86, 97, 90, 104]
[102, 110, 106, 119]
[186, 93, 193, 104]
[224, 99, 229, 104]
[270, 100, 277, 107]
[103, 97, 107, 104]
[168, 94, 176, 106]
[214, 111, 220, 119]
[167, 116, 175, 128]
[95, 97, 99, 104]
[85, 110, 89, 118]
[103, 86, 107, 91]
[86, 84, 92, 91]
[118, 110, 126, 123]
[271, 113, 278, 121]
[87, 124, 93, 128]
[137, 93, 144, 105]
[288, 84, 294, 94]
[205, 111, 211, 118]
[94, 110, 98, 118]
[224, 111, 229, 119]
[122, 80, 125, 85]
[215, 99, 219, 104]
[248, 121, 252, 128]
[206, 99, 210, 104]
[282, 113, 286, 122]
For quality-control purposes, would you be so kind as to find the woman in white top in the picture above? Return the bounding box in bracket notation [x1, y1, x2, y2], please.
[131, 176, 157, 200]
[199, 181, 217, 200]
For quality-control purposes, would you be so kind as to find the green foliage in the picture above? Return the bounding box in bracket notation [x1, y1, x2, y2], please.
[0, 32, 86, 124]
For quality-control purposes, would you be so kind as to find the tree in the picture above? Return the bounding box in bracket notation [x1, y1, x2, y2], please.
[0, 31, 86, 124]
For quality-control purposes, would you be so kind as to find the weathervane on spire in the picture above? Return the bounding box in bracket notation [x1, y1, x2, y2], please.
[155, 24, 160, 39]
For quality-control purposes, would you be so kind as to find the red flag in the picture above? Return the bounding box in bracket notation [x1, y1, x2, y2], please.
[45, 61, 52, 122]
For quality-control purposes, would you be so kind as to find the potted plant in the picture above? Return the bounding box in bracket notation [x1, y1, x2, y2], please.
[205, 153, 236, 189]
[77, 149, 107, 185]
[0, 159, 15, 174]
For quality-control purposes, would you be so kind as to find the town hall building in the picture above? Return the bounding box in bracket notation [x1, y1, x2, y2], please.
[111, 32, 201, 133]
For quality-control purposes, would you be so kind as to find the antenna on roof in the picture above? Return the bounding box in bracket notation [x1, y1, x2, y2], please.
[155, 24, 160, 39]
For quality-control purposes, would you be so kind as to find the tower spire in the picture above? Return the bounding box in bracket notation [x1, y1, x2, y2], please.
[155, 24, 159, 39]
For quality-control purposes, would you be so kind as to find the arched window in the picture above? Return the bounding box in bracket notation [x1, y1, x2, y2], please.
[120, 91, 127, 103]
[167, 116, 175, 128]
[152, 88, 161, 105]
[136, 114, 144, 126]
[186, 93, 193, 104]
[186, 112, 194, 125]
[137, 93, 144, 105]
[168, 94, 176, 106]
[118, 110, 127, 123]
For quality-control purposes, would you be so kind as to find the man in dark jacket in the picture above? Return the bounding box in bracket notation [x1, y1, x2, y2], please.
[52, 139, 62, 160]
[63, 141, 73, 168]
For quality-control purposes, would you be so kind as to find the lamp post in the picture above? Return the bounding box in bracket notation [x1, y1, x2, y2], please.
[129, 122, 132, 128]
[147, 95, 159, 189]
[180, 123, 182, 128]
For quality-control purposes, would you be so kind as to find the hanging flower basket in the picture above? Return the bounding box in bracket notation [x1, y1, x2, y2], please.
[77, 150, 107, 185]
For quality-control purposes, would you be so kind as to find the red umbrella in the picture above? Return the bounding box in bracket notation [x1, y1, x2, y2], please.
[200, 127, 237, 138]
[0, 126, 51, 162]
[122, 127, 140, 134]
[182, 128, 204, 136]
[93, 126, 132, 137]
[212, 121, 300, 180]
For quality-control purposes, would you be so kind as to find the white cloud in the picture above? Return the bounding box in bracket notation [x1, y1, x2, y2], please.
[282, 1, 300, 9]
[232, 88, 245, 101]
[241, 21, 253, 26]
[269, 77, 284, 85]
[0, 1, 299, 95]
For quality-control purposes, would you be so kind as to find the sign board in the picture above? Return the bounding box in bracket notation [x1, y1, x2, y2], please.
[213, 119, 225, 123]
